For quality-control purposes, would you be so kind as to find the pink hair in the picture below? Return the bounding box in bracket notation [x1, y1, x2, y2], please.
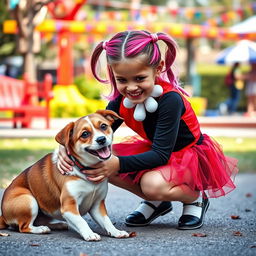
[90, 30, 186, 100]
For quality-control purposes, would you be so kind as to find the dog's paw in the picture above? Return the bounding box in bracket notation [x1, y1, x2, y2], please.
[109, 230, 130, 238]
[83, 232, 101, 241]
[30, 225, 51, 234]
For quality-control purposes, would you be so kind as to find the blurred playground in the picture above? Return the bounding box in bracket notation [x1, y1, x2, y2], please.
[1, 0, 256, 127]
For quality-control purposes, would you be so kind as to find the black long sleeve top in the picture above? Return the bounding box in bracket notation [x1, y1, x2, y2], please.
[107, 91, 202, 173]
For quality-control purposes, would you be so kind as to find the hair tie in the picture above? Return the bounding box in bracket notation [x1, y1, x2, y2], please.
[150, 33, 158, 43]
[102, 41, 108, 50]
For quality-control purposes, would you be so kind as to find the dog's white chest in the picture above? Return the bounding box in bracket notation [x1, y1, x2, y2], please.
[66, 179, 108, 215]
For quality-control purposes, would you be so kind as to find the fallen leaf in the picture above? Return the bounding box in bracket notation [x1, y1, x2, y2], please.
[129, 231, 137, 237]
[246, 193, 252, 197]
[80, 253, 89, 256]
[29, 243, 40, 247]
[231, 215, 241, 220]
[0, 233, 10, 237]
[192, 233, 207, 237]
[233, 231, 243, 236]
[245, 209, 251, 212]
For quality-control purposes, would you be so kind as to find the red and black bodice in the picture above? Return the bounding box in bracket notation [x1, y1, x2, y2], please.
[106, 79, 202, 173]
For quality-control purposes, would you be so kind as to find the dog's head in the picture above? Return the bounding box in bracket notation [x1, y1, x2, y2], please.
[55, 110, 122, 167]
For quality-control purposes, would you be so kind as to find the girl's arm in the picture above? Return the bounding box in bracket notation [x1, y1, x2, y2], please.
[84, 92, 186, 183]
[118, 92, 185, 173]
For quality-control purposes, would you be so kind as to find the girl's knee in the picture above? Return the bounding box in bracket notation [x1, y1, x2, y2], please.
[140, 172, 168, 200]
[141, 186, 163, 200]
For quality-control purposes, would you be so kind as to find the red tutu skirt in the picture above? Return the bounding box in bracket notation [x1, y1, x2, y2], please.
[113, 134, 238, 198]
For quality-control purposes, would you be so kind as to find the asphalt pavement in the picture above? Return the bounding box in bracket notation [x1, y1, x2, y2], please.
[0, 116, 255, 256]
[0, 173, 255, 256]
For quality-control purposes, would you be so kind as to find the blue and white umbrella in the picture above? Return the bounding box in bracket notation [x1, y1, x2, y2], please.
[216, 40, 256, 64]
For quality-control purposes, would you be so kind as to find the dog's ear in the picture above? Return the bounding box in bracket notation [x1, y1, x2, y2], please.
[96, 109, 123, 124]
[55, 122, 74, 146]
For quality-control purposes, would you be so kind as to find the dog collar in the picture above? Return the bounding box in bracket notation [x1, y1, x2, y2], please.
[68, 155, 95, 171]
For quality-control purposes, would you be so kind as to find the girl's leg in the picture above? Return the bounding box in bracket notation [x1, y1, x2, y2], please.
[108, 174, 148, 200]
[140, 171, 209, 230]
[109, 173, 172, 227]
[109, 171, 208, 230]
[109, 172, 197, 203]
[140, 171, 199, 203]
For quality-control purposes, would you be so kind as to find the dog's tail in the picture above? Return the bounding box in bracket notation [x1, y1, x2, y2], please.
[0, 215, 8, 229]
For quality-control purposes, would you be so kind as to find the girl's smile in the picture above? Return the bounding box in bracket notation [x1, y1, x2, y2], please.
[111, 58, 162, 104]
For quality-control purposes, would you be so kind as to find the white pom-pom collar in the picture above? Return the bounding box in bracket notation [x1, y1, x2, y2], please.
[123, 85, 163, 121]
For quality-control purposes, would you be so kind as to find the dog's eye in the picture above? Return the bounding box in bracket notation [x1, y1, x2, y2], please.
[100, 123, 108, 130]
[81, 131, 90, 138]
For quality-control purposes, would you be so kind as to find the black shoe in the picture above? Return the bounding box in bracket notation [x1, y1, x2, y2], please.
[178, 197, 209, 230]
[125, 201, 173, 227]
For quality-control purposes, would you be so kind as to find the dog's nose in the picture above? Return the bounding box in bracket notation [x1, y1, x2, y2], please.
[96, 136, 106, 145]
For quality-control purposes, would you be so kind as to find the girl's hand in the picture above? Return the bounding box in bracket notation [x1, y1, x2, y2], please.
[83, 156, 120, 183]
[57, 145, 74, 175]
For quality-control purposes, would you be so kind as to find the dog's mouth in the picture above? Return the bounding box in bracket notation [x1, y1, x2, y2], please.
[85, 145, 111, 160]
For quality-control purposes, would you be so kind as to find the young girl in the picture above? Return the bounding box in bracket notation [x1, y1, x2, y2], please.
[57, 30, 238, 230]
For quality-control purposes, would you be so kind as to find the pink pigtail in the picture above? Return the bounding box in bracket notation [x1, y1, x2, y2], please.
[157, 33, 189, 96]
[91, 34, 125, 100]
[90, 41, 109, 84]
[150, 33, 160, 65]
[106, 65, 120, 100]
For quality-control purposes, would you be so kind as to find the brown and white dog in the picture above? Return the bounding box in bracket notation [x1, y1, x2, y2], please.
[0, 110, 129, 241]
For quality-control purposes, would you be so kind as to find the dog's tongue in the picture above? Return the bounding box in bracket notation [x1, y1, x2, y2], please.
[97, 147, 111, 159]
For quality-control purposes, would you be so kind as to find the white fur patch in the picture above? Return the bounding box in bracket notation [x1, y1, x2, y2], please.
[62, 211, 101, 241]
[65, 179, 108, 215]
[90, 206, 129, 238]
[29, 196, 39, 218]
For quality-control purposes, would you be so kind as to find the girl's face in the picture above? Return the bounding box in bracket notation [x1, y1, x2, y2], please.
[111, 57, 163, 105]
